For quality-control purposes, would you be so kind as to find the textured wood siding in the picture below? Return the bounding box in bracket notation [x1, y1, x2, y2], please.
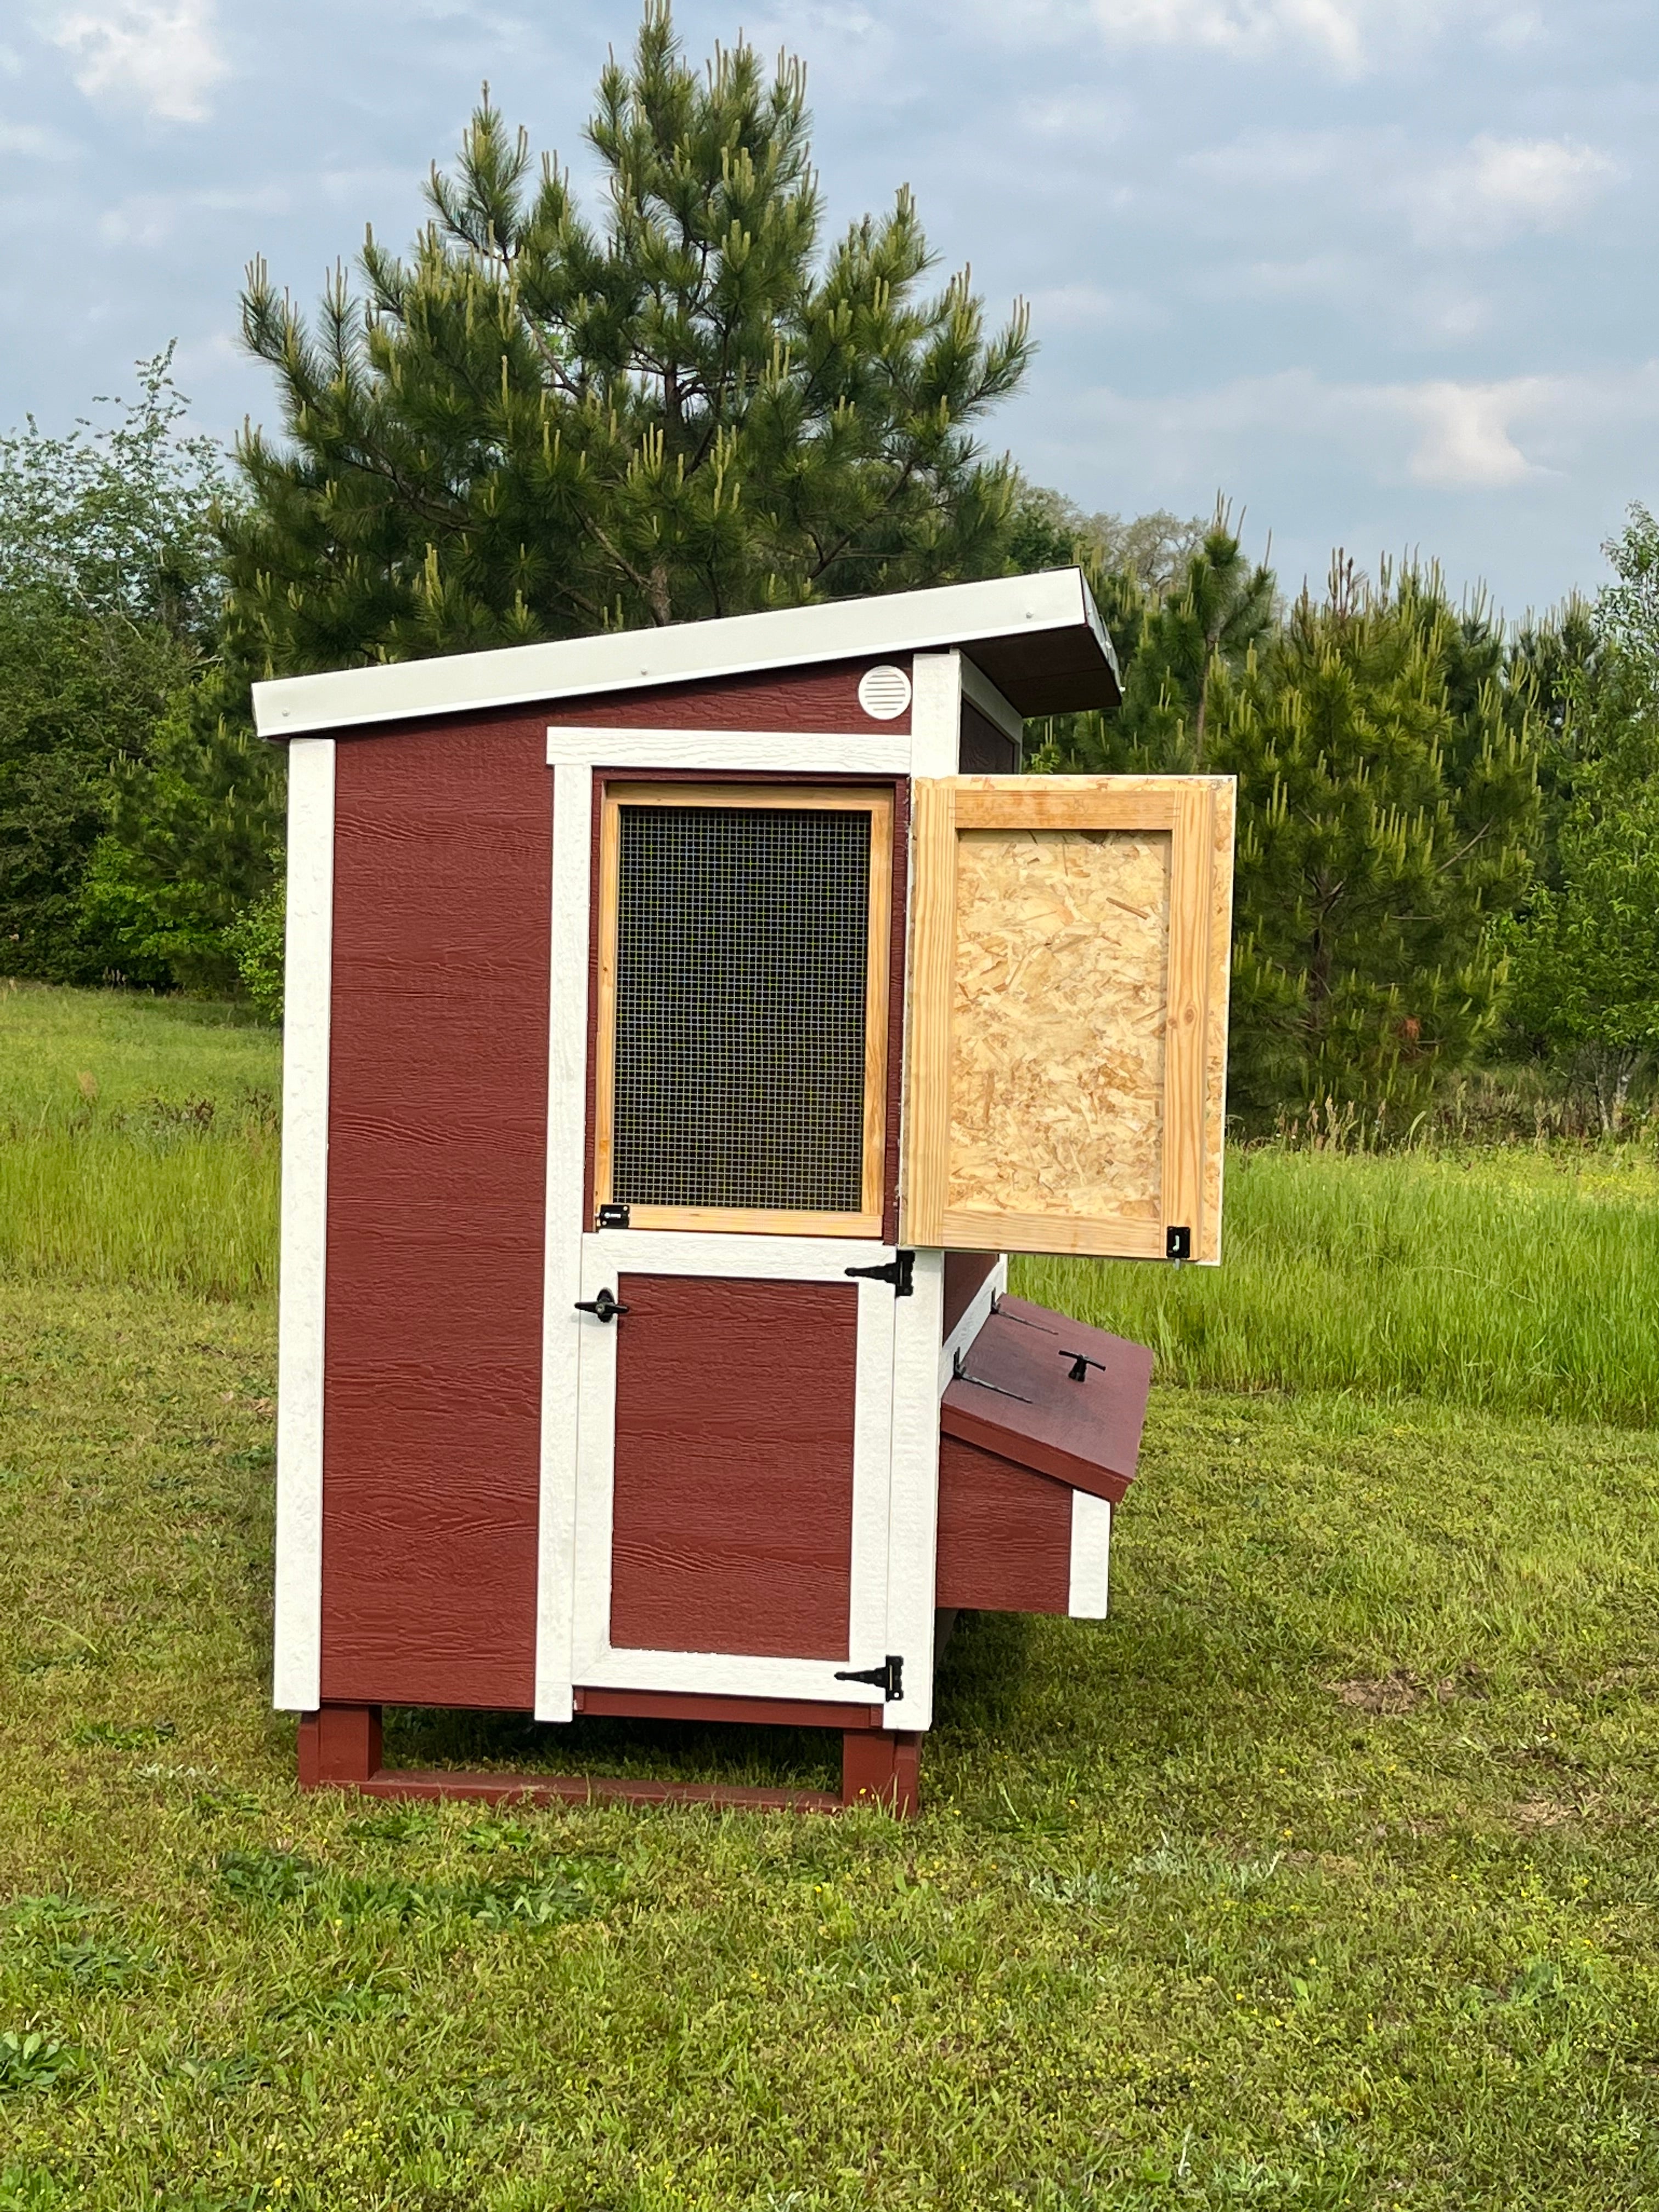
[941, 1252, 1000, 1341]
[958, 699, 1019, 773]
[547, 657, 911, 733]
[321, 715, 552, 1709]
[609, 1275, 861, 1659]
[935, 1436, 1073, 1613]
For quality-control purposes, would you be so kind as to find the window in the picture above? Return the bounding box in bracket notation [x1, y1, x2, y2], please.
[594, 783, 893, 1234]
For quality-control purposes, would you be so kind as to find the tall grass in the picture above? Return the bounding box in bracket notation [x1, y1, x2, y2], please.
[0, 981, 280, 1298]
[5, 983, 1657, 1415]
[1016, 1144, 1659, 1425]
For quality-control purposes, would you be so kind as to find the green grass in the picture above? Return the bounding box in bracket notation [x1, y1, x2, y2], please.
[1017, 1144, 1659, 1426]
[5, 984, 1659, 2206]
[0, 983, 280, 1297]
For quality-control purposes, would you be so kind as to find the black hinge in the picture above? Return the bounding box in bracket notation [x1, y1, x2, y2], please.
[844, 1250, 915, 1297]
[597, 1203, 631, 1230]
[1166, 1224, 1192, 1262]
[835, 1655, 904, 1702]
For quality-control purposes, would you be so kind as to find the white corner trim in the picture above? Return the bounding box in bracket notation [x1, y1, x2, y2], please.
[533, 762, 594, 1723]
[1068, 1492, 1113, 1619]
[253, 569, 1106, 740]
[545, 726, 912, 772]
[909, 652, 963, 778]
[959, 656, 1023, 744]
[937, 1256, 1009, 1397]
[273, 738, 334, 1713]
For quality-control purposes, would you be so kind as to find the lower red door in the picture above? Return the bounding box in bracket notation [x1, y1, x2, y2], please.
[608, 1274, 860, 1660]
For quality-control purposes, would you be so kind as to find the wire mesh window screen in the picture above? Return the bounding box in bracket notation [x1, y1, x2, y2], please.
[612, 804, 874, 1212]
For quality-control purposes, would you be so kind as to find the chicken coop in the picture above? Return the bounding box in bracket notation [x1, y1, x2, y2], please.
[253, 569, 1235, 1815]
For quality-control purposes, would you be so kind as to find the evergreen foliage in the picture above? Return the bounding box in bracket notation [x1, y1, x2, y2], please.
[0, 352, 228, 984]
[1028, 512, 1276, 774]
[223, 7, 1036, 675]
[1211, 561, 1539, 1119]
[1498, 508, 1659, 1127]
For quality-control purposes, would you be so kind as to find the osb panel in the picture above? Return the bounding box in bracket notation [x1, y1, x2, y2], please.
[946, 827, 1171, 1223]
[1200, 780, 1237, 1263]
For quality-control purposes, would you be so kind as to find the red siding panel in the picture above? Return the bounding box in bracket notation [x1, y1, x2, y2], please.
[321, 718, 551, 1710]
[935, 1437, 1074, 1614]
[609, 1275, 859, 1660]
[547, 658, 910, 733]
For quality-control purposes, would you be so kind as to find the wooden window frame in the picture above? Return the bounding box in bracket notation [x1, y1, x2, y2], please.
[592, 781, 894, 1239]
[903, 774, 1234, 1262]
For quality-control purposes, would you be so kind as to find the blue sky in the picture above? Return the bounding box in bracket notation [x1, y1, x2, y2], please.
[1, 0, 1654, 619]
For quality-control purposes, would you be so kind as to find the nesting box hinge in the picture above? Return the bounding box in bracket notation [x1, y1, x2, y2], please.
[835, 1655, 904, 1702]
[844, 1250, 915, 1296]
[1165, 1225, 1192, 1262]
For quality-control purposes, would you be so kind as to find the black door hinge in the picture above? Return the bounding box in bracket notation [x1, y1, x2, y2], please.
[1166, 1224, 1192, 1262]
[835, 1654, 904, 1702]
[844, 1250, 915, 1297]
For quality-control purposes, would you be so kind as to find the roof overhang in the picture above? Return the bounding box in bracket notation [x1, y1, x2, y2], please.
[251, 568, 1121, 741]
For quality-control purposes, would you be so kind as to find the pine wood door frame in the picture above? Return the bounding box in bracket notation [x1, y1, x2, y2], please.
[902, 774, 1236, 1263]
[590, 780, 894, 1239]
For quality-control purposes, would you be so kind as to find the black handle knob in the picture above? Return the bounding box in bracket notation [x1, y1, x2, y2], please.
[574, 1288, 629, 1324]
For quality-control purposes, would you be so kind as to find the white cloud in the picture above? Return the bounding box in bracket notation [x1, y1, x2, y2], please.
[50, 2, 227, 123]
[0, 121, 79, 159]
[1403, 380, 1542, 487]
[1412, 134, 1618, 243]
[1031, 362, 1659, 505]
[974, 0, 1559, 76]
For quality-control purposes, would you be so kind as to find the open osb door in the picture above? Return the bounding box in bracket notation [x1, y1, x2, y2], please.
[902, 775, 1235, 1261]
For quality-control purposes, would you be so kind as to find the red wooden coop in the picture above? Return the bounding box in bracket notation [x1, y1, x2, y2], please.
[255, 571, 1235, 1815]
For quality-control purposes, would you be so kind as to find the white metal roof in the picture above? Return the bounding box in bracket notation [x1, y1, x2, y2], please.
[251, 568, 1120, 740]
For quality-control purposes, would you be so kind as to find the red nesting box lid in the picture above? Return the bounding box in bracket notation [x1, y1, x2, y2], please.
[940, 1294, 1154, 1505]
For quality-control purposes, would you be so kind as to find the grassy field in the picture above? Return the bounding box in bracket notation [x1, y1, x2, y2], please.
[3, 984, 1659, 2208]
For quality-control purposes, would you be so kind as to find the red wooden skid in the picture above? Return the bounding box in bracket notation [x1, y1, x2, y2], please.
[298, 1707, 920, 1817]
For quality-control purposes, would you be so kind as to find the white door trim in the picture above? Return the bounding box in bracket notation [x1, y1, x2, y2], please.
[533, 761, 594, 1722]
[273, 738, 335, 1713]
[569, 1231, 898, 1707]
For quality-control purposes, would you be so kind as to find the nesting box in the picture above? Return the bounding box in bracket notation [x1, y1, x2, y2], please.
[253, 571, 1234, 1815]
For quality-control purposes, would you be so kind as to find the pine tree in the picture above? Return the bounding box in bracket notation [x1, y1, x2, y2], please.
[222, 6, 1035, 676]
[1211, 560, 1539, 1119]
[1028, 512, 1274, 773]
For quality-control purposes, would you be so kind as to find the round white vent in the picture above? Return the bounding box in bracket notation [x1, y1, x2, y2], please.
[857, 663, 912, 721]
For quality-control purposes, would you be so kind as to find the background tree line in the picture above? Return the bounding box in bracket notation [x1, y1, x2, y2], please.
[1, 3, 1655, 1130]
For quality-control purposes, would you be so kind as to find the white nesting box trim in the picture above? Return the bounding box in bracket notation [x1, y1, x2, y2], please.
[1068, 1492, 1113, 1618]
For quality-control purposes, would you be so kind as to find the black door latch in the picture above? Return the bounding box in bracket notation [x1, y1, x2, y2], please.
[573, 1287, 629, 1324]
[844, 1250, 915, 1297]
[1166, 1224, 1192, 1261]
[835, 1655, 904, 1702]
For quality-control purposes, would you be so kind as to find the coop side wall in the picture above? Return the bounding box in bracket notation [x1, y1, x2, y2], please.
[296, 657, 920, 1718]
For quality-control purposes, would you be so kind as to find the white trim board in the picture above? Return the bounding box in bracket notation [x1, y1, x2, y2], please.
[533, 761, 594, 1724]
[272, 738, 335, 1713]
[252, 569, 1115, 740]
[546, 726, 913, 773]
[1068, 1492, 1113, 1619]
[938, 1257, 1009, 1397]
